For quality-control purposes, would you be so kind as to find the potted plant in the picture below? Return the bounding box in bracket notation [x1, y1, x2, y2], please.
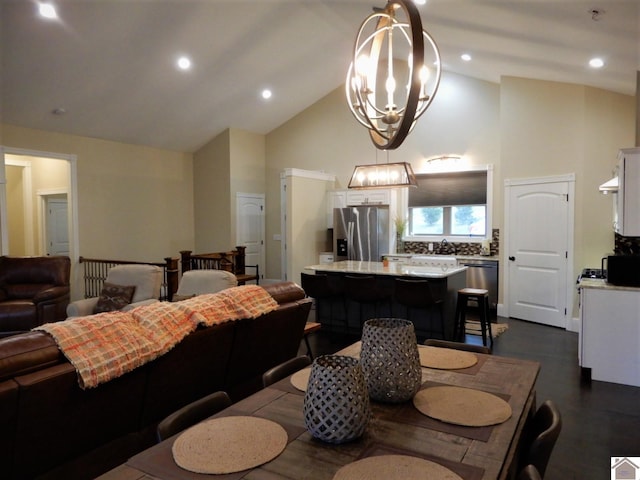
[394, 216, 407, 254]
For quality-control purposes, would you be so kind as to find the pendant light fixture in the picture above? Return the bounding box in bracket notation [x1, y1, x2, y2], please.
[345, 0, 441, 151]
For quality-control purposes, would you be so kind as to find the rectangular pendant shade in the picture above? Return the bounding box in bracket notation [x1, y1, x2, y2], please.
[348, 162, 417, 189]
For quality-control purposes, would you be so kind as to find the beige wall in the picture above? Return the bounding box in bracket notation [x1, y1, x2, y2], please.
[193, 129, 231, 252]
[229, 129, 266, 247]
[193, 128, 266, 253]
[1, 123, 194, 298]
[283, 171, 336, 285]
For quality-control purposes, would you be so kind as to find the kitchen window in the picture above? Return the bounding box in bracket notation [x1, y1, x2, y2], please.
[406, 168, 491, 239]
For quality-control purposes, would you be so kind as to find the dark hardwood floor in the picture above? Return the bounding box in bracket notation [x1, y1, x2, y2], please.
[300, 316, 640, 480]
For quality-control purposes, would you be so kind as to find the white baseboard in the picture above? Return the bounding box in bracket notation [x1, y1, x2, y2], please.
[566, 316, 580, 333]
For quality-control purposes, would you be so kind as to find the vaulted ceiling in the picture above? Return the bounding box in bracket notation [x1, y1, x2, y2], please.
[1, 0, 638, 153]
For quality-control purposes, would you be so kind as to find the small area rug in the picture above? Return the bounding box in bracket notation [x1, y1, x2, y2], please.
[465, 321, 508, 339]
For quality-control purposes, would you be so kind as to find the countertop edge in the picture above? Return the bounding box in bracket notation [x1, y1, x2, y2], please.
[579, 278, 640, 291]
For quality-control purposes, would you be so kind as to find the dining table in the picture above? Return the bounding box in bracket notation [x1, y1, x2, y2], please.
[97, 342, 540, 480]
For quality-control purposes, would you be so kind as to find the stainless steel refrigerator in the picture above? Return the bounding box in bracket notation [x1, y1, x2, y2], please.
[333, 206, 389, 261]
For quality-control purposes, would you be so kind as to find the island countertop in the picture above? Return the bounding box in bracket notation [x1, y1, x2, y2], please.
[305, 260, 467, 279]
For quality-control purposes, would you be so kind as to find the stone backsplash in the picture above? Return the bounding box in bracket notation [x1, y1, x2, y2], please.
[403, 229, 500, 256]
[614, 233, 640, 255]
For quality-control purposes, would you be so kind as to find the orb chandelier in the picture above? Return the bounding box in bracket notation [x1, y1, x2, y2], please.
[345, 0, 441, 150]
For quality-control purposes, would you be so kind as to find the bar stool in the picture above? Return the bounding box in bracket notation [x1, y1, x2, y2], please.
[394, 278, 445, 340]
[453, 287, 493, 348]
[301, 272, 344, 328]
[343, 275, 390, 329]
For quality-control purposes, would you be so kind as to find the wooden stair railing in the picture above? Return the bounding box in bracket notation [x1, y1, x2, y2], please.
[180, 247, 259, 285]
[78, 256, 179, 301]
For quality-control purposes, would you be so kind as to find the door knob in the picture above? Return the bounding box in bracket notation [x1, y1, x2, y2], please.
[508, 256, 516, 261]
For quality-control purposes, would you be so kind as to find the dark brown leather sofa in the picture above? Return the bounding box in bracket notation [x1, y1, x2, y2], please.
[0, 256, 71, 338]
[0, 281, 311, 480]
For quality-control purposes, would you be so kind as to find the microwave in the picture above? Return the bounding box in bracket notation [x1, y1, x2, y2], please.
[605, 255, 640, 287]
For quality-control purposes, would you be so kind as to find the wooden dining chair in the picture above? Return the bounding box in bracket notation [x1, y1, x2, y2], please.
[156, 391, 232, 442]
[519, 400, 562, 478]
[262, 355, 311, 388]
[424, 338, 492, 355]
[518, 464, 542, 480]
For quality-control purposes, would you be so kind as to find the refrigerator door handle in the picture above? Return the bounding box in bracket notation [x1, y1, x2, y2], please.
[347, 221, 354, 260]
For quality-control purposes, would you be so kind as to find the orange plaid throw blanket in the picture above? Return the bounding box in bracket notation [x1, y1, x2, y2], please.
[36, 285, 278, 389]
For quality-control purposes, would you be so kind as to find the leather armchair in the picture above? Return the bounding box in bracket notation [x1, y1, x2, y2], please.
[66, 264, 162, 317]
[0, 256, 71, 338]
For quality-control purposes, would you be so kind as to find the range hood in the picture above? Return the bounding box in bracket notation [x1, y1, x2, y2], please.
[599, 71, 640, 194]
[599, 176, 619, 193]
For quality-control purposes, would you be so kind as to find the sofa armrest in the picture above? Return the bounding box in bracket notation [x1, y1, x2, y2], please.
[66, 298, 98, 317]
[32, 286, 71, 303]
[262, 282, 305, 304]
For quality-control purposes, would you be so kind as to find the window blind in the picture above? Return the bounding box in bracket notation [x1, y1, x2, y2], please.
[409, 171, 487, 207]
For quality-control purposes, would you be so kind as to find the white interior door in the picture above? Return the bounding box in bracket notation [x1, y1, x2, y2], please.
[236, 193, 265, 281]
[505, 177, 573, 328]
[46, 196, 69, 256]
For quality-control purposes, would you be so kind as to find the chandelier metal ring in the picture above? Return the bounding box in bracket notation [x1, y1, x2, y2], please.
[346, 0, 441, 150]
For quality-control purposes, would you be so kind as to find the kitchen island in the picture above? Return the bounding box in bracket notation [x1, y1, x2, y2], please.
[579, 278, 640, 387]
[304, 261, 467, 340]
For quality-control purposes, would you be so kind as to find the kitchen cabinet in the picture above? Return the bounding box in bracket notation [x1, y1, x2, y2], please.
[579, 281, 640, 387]
[327, 189, 397, 228]
[346, 189, 391, 206]
[613, 147, 640, 236]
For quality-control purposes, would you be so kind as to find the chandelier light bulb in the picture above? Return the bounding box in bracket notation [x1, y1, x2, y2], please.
[419, 65, 429, 83]
[386, 76, 396, 95]
[356, 55, 370, 76]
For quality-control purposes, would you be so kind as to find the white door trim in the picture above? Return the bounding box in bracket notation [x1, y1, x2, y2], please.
[4, 157, 34, 254]
[503, 173, 575, 327]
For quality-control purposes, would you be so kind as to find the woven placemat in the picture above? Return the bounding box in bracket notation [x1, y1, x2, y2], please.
[290, 367, 311, 391]
[413, 386, 512, 427]
[418, 346, 478, 370]
[333, 455, 463, 480]
[172, 416, 287, 474]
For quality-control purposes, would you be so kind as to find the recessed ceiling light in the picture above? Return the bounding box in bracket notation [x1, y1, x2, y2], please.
[589, 57, 604, 69]
[413, 0, 427, 5]
[38, 2, 58, 20]
[461, 53, 472, 62]
[176, 56, 192, 71]
[38, 3, 58, 20]
[261, 89, 272, 100]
